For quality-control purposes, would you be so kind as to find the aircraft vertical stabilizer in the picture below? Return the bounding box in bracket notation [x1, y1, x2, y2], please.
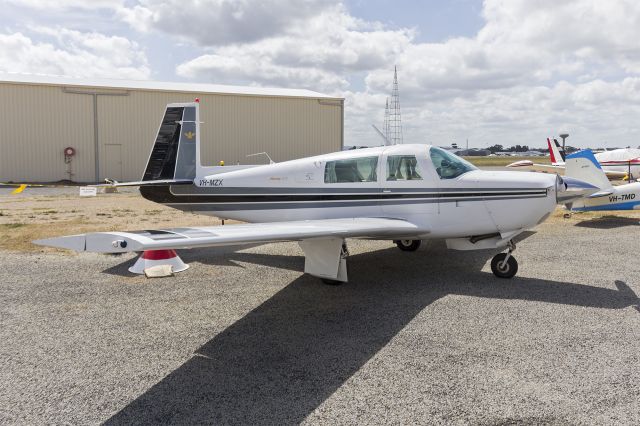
[547, 138, 566, 165]
[565, 150, 612, 191]
[142, 102, 200, 182]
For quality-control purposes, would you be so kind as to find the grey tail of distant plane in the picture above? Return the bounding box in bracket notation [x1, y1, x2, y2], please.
[142, 102, 200, 182]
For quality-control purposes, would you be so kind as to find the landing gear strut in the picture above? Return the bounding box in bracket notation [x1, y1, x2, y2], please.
[491, 240, 518, 279]
[395, 239, 421, 252]
[321, 242, 349, 285]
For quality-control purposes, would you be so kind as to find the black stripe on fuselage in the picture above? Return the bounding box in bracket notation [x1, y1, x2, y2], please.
[140, 185, 548, 206]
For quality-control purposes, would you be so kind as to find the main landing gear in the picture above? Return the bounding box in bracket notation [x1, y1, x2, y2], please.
[491, 240, 518, 279]
[321, 242, 350, 286]
[395, 239, 421, 252]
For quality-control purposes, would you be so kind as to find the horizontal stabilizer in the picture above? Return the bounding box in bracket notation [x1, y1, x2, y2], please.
[96, 179, 193, 187]
[587, 190, 615, 198]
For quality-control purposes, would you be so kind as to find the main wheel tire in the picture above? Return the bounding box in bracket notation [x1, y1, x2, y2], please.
[395, 239, 421, 251]
[491, 253, 518, 278]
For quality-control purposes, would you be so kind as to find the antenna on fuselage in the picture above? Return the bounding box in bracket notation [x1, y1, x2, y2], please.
[247, 152, 275, 164]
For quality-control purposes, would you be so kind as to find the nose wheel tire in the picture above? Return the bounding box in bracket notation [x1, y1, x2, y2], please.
[491, 253, 518, 278]
[395, 239, 421, 251]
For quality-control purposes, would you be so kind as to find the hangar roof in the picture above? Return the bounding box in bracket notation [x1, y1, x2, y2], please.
[0, 73, 342, 100]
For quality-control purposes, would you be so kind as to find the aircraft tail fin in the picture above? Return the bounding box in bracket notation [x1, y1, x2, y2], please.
[565, 150, 612, 190]
[547, 137, 566, 165]
[142, 102, 200, 182]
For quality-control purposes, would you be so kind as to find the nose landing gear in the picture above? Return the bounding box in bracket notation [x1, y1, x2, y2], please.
[491, 240, 518, 278]
[395, 239, 422, 251]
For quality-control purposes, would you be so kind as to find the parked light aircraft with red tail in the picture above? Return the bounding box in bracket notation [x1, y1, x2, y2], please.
[35, 102, 597, 283]
[507, 138, 638, 180]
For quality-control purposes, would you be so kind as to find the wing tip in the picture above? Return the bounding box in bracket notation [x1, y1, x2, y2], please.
[33, 234, 86, 251]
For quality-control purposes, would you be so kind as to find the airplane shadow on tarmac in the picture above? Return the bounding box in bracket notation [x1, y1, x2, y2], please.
[104, 242, 639, 425]
[574, 215, 640, 229]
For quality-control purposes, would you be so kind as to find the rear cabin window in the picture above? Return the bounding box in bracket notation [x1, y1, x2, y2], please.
[324, 156, 378, 183]
[386, 155, 422, 181]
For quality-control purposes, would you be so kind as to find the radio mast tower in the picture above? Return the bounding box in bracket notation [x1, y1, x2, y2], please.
[389, 66, 403, 144]
[383, 97, 391, 141]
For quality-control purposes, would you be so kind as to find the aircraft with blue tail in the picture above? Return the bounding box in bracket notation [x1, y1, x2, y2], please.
[564, 150, 640, 211]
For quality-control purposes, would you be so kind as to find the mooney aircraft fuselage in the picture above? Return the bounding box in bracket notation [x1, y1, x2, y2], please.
[140, 144, 560, 241]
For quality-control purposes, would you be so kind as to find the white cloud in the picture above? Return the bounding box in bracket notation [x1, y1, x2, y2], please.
[6, 0, 124, 9]
[118, 0, 338, 45]
[0, 29, 150, 79]
[357, 0, 640, 147]
[176, 4, 412, 91]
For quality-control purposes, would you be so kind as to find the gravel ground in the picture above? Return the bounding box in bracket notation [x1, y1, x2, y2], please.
[0, 185, 139, 198]
[0, 216, 639, 425]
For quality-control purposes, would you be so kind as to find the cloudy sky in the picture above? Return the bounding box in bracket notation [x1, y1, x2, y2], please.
[1, 0, 640, 148]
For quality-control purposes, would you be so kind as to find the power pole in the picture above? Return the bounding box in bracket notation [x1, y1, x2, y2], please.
[389, 66, 403, 145]
[383, 97, 390, 142]
[559, 133, 569, 152]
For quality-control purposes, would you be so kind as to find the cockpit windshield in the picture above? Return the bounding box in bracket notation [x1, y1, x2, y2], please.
[429, 146, 477, 179]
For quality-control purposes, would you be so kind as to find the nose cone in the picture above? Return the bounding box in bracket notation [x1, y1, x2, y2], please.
[465, 170, 556, 189]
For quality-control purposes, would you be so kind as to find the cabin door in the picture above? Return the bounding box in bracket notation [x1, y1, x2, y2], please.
[380, 150, 436, 218]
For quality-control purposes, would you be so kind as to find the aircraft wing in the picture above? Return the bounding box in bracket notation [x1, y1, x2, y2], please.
[34, 218, 428, 253]
[506, 161, 566, 175]
[506, 161, 627, 179]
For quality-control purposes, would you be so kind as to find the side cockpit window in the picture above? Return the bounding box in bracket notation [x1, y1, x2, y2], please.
[324, 156, 378, 183]
[386, 155, 422, 181]
[429, 147, 477, 179]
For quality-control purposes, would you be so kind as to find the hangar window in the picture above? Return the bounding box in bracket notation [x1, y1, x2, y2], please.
[429, 147, 477, 179]
[324, 156, 379, 183]
[386, 155, 422, 181]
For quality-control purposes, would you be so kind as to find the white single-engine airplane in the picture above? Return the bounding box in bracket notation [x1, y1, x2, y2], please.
[35, 102, 596, 283]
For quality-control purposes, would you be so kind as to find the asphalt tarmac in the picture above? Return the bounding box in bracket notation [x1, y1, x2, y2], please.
[1, 216, 639, 424]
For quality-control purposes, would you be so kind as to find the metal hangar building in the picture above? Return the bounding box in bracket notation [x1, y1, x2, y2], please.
[0, 74, 344, 183]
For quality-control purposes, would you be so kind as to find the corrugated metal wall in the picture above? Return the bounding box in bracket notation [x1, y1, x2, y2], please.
[0, 82, 343, 182]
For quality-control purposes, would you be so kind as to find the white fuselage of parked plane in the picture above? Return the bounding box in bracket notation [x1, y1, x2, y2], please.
[570, 182, 640, 211]
[592, 149, 640, 177]
[153, 144, 560, 241]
